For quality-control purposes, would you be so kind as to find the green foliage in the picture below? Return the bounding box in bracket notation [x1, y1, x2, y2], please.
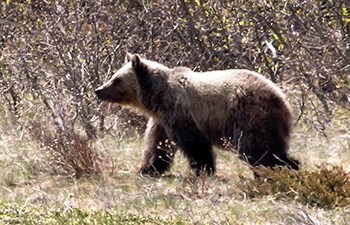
[240, 165, 350, 209]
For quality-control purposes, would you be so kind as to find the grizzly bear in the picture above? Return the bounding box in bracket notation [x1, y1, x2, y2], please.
[95, 53, 300, 177]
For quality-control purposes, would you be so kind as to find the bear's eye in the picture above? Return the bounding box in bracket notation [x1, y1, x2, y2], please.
[112, 77, 122, 87]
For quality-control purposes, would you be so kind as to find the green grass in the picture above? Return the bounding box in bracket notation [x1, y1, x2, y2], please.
[0, 202, 180, 224]
[0, 119, 350, 224]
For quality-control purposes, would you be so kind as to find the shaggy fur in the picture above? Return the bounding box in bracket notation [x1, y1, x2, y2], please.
[95, 53, 300, 177]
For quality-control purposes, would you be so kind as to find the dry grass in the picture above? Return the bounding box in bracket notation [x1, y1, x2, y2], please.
[0, 118, 350, 224]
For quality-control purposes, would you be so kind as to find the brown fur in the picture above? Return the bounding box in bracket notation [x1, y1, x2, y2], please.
[95, 53, 300, 177]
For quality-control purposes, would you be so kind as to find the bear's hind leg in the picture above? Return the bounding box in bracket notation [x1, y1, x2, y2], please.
[237, 130, 299, 170]
[164, 119, 215, 176]
[139, 118, 176, 177]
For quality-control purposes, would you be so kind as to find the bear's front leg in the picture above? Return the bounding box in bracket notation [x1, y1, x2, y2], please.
[163, 118, 216, 176]
[139, 118, 176, 177]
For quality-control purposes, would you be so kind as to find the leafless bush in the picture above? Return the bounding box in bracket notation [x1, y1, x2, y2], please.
[29, 123, 100, 178]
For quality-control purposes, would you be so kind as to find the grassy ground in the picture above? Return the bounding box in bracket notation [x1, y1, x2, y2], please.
[0, 119, 350, 224]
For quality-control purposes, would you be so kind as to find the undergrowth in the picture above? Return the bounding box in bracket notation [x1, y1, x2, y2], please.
[240, 164, 350, 209]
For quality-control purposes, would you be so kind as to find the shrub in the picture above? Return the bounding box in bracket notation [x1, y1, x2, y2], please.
[29, 123, 100, 178]
[240, 164, 350, 209]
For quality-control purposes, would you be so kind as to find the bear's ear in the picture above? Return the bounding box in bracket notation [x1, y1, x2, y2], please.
[131, 54, 148, 78]
[131, 54, 141, 68]
[125, 52, 133, 64]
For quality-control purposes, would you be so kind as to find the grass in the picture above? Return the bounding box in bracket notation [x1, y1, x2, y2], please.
[0, 202, 178, 224]
[0, 118, 350, 224]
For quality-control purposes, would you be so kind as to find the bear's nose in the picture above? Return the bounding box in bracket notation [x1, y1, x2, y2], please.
[95, 88, 104, 99]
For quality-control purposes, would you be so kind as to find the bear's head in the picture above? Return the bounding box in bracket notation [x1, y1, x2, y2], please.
[95, 53, 170, 109]
[95, 53, 137, 106]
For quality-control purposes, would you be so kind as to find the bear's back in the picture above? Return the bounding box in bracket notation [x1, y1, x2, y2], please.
[187, 69, 282, 95]
[175, 69, 288, 107]
[170, 68, 292, 143]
